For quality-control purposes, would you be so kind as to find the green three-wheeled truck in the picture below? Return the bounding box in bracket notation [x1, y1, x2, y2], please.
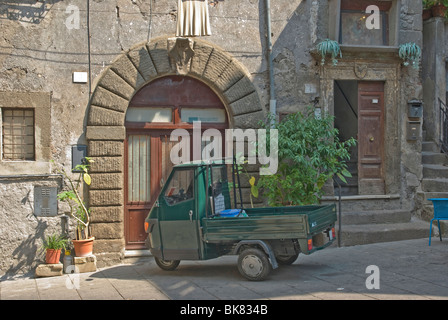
[144, 159, 337, 281]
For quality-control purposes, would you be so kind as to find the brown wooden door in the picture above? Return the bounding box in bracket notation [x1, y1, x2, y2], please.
[124, 132, 180, 249]
[358, 81, 385, 194]
[124, 76, 227, 249]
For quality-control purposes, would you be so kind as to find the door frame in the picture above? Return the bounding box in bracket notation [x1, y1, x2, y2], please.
[85, 36, 263, 263]
[321, 60, 401, 196]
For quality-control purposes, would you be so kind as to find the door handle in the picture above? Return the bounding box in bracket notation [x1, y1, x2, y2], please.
[369, 136, 375, 142]
[189, 210, 193, 222]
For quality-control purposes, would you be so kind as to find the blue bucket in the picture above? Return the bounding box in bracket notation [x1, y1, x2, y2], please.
[219, 209, 242, 217]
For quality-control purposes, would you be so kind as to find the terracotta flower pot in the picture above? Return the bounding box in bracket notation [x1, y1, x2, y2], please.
[72, 237, 95, 257]
[45, 249, 62, 264]
[423, 8, 432, 20]
[431, 4, 446, 17]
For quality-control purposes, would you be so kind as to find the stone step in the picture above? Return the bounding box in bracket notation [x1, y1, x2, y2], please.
[322, 195, 402, 212]
[422, 151, 448, 165]
[422, 178, 448, 192]
[422, 164, 448, 179]
[337, 210, 411, 225]
[336, 219, 431, 247]
[417, 191, 448, 201]
[422, 141, 439, 153]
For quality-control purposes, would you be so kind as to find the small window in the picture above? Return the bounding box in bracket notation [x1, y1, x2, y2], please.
[340, 0, 391, 46]
[181, 108, 226, 123]
[164, 169, 194, 206]
[2, 109, 35, 161]
[329, 0, 400, 47]
[126, 107, 172, 123]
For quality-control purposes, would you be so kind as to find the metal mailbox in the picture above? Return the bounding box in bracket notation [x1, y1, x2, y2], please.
[72, 145, 87, 172]
[408, 99, 423, 118]
[407, 121, 421, 141]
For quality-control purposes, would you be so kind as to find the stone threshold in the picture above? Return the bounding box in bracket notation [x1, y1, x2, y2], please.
[123, 250, 152, 258]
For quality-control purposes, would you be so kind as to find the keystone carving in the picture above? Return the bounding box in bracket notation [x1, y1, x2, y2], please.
[168, 37, 195, 75]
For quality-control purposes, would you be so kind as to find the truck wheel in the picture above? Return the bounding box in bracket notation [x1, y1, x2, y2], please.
[276, 252, 299, 265]
[237, 248, 271, 281]
[154, 257, 180, 271]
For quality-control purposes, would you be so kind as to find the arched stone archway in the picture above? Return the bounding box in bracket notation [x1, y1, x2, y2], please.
[85, 36, 263, 265]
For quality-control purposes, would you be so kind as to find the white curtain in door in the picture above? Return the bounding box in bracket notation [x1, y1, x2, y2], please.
[177, 0, 211, 37]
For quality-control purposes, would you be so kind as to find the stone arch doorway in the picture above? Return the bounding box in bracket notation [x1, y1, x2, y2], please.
[124, 75, 229, 249]
[85, 36, 263, 263]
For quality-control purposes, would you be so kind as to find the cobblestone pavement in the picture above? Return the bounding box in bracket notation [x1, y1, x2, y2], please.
[1, 238, 447, 301]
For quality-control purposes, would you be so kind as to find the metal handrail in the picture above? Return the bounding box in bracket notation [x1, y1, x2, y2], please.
[333, 177, 342, 248]
[439, 98, 448, 153]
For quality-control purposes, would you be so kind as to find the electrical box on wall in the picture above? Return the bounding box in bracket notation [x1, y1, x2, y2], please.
[34, 186, 58, 217]
[72, 145, 87, 172]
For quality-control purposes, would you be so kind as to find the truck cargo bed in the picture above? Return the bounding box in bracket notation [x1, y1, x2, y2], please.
[202, 204, 337, 242]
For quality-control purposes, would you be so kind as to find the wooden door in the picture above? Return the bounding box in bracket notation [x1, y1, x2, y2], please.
[358, 81, 385, 194]
[125, 133, 178, 249]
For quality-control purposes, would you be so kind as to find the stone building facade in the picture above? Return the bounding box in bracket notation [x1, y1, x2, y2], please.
[0, 0, 433, 275]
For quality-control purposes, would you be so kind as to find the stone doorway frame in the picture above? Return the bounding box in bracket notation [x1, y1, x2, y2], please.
[319, 54, 401, 196]
[85, 36, 263, 266]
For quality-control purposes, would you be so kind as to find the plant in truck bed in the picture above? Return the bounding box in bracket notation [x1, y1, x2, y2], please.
[257, 107, 356, 206]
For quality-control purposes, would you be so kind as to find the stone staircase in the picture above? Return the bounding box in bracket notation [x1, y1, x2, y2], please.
[416, 140, 448, 236]
[322, 195, 429, 247]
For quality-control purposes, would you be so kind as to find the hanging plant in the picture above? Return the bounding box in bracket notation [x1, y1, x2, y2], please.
[316, 39, 342, 66]
[399, 42, 422, 70]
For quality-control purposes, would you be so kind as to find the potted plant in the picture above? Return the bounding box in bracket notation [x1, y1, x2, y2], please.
[41, 234, 69, 264]
[399, 42, 422, 71]
[54, 158, 95, 257]
[423, 0, 433, 20]
[428, 0, 448, 17]
[316, 39, 342, 66]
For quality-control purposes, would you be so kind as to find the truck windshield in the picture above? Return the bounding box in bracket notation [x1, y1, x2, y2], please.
[164, 169, 194, 206]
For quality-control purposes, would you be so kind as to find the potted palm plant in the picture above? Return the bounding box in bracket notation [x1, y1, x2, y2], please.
[54, 157, 95, 257]
[316, 39, 342, 66]
[399, 42, 422, 71]
[41, 234, 69, 264]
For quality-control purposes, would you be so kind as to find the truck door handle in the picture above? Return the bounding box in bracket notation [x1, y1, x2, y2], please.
[189, 210, 193, 222]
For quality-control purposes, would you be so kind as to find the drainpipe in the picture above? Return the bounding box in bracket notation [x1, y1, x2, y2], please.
[266, 0, 276, 123]
[87, 0, 92, 99]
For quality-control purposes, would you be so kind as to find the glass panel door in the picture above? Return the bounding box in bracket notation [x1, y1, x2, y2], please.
[127, 135, 151, 203]
[125, 134, 153, 249]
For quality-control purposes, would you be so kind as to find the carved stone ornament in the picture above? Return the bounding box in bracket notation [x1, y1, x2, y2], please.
[168, 37, 195, 75]
[354, 63, 368, 79]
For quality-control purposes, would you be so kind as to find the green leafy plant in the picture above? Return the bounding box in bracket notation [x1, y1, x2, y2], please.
[423, 0, 433, 8]
[425, 0, 448, 7]
[41, 234, 69, 251]
[399, 42, 422, 70]
[256, 108, 356, 207]
[53, 158, 94, 240]
[316, 39, 342, 66]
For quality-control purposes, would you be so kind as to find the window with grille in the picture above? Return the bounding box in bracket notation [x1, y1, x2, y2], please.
[2, 109, 35, 160]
